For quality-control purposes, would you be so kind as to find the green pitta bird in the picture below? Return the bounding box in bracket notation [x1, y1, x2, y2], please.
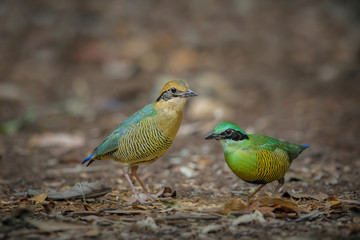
[205, 122, 309, 201]
[82, 80, 197, 203]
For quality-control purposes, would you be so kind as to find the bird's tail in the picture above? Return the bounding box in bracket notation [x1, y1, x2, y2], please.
[82, 154, 95, 167]
[298, 144, 310, 153]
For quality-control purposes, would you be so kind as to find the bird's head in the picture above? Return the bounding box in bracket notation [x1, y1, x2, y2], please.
[205, 122, 249, 142]
[155, 80, 197, 110]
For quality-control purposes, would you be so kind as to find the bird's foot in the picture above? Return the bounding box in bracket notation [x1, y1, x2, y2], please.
[145, 193, 157, 201]
[127, 194, 149, 205]
[127, 187, 176, 204]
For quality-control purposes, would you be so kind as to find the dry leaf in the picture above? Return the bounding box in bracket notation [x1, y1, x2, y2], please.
[247, 201, 276, 214]
[307, 203, 321, 211]
[47, 182, 111, 200]
[253, 197, 299, 213]
[84, 228, 100, 237]
[83, 203, 95, 211]
[284, 191, 328, 201]
[326, 196, 343, 209]
[29, 192, 48, 204]
[155, 186, 177, 198]
[217, 198, 247, 215]
[20, 182, 111, 201]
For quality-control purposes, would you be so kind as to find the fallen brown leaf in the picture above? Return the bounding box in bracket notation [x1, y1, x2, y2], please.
[18, 182, 111, 201]
[29, 192, 48, 204]
[284, 191, 328, 201]
[216, 198, 247, 215]
[253, 197, 299, 214]
[84, 228, 100, 237]
[83, 203, 95, 211]
[325, 196, 343, 209]
[47, 182, 111, 200]
[247, 201, 276, 214]
[155, 186, 177, 198]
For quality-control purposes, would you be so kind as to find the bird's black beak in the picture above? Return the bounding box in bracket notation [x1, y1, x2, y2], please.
[205, 132, 223, 140]
[179, 89, 198, 98]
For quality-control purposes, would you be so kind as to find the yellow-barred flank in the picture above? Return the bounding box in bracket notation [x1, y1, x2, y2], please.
[255, 149, 290, 183]
[99, 119, 173, 165]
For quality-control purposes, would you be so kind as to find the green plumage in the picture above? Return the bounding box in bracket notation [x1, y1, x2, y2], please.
[223, 134, 305, 184]
[205, 122, 309, 199]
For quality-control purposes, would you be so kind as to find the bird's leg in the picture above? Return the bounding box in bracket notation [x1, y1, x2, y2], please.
[131, 166, 156, 201]
[271, 178, 284, 198]
[247, 184, 266, 201]
[123, 166, 146, 203]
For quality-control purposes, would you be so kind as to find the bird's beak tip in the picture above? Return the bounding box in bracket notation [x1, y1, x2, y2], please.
[205, 132, 215, 140]
[187, 89, 198, 97]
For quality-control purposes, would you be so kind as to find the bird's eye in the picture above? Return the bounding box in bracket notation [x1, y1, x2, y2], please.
[225, 129, 232, 135]
[232, 133, 241, 141]
[170, 87, 177, 93]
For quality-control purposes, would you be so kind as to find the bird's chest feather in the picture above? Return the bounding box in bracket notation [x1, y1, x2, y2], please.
[156, 108, 183, 138]
[224, 148, 291, 184]
[224, 150, 259, 182]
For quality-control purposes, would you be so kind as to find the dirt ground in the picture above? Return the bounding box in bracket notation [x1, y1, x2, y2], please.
[1, 1, 360, 239]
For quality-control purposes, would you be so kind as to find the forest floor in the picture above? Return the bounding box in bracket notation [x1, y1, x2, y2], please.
[1, 1, 360, 239]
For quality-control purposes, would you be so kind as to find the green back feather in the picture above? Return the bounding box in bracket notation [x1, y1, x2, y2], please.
[93, 104, 157, 157]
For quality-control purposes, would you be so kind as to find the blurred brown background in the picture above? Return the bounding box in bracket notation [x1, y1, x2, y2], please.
[0, 1, 360, 238]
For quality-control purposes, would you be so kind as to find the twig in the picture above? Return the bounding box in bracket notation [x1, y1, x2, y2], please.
[69, 211, 102, 217]
[102, 210, 145, 215]
[197, 211, 225, 218]
[78, 181, 86, 203]
[98, 202, 154, 213]
[156, 215, 220, 221]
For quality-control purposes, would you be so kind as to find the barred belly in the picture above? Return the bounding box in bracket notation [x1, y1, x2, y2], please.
[254, 149, 290, 183]
[113, 121, 173, 165]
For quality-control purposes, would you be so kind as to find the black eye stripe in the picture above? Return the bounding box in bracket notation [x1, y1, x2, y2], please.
[221, 129, 248, 141]
[156, 87, 179, 102]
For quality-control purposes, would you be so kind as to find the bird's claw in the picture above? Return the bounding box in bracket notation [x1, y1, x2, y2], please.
[127, 194, 149, 204]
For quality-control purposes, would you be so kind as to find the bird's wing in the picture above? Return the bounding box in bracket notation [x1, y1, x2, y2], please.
[251, 135, 305, 161]
[92, 104, 157, 157]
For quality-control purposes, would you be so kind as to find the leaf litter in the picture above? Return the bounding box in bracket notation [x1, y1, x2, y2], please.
[14, 182, 111, 201]
[1, 2, 360, 238]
